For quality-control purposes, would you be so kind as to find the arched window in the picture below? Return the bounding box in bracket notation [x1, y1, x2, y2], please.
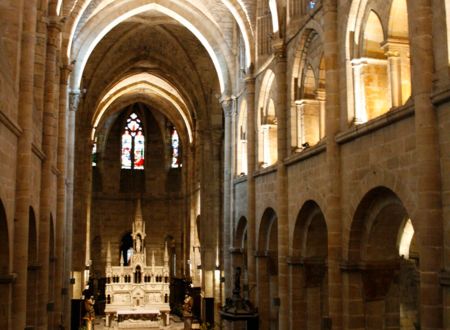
[171, 127, 181, 168]
[121, 113, 145, 170]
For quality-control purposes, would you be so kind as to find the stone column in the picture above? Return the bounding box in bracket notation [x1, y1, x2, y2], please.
[37, 16, 61, 330]
[350, 58, 367, 123]
[408, 1, 443, 329]
[12, 1, 38, 329]
[244, 74, 257, 303]
[288, 258, 306, 329]
[54, 64, 71, 330]
[64, 89, 80, 329]
[221, 96, 234, 299]
[255, 253, 269, 330]
[323, 0, 343, 329]
[383, 39, 411, 107]
[316, 89, 326, 139]
[273, 39, 289, 330]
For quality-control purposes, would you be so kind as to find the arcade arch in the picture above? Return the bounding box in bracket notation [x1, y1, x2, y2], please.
[291, 200, 328, 329]
[347, 0, 411, 124]
[345, 187, 419, 329]
[257, 208, 278, 330]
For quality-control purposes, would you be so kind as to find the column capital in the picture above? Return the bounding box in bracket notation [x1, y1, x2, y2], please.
[60, 65, 73, 84]
[315, 88, 326, 100]
[69, 91, 81, 112]
[220, 95, 234, 117]
[47, 16, 63, 32]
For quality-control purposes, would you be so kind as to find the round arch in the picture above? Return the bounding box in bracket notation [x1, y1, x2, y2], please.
[292, 200, 327, 259]
[345, 186, 419, 328]
[257, 207, 278, 253]
[234, 216, 247, 249]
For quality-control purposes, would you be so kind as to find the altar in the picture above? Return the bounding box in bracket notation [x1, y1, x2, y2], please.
[104, 200, 171, 328]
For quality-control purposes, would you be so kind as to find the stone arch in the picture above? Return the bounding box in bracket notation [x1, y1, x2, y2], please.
[95, 94, 191, 162]
[26, 207, 38, 328]
[291, 27, 325, 149]
[386, 0, 411, 104]
[344, 166, 417, 252]
[92, 73, 194, 144]
[234, 216, 248, 249]
[256, 207, 278, 330]
[68, 0, 235, 94]
[345, 186, 419, 329]
[257, 69, 277, 167]
[292, 200, 327, 259]
[0, 199, 10, 329]
[291, 200, 328, 329]
[347, 1, 412, 125]
[233, 216, 248, 280]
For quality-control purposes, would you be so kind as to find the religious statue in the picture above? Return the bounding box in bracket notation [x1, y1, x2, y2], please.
[136, 235, 142, 253]
[83, 296, 95, 330]
[182, 294, 193, 314]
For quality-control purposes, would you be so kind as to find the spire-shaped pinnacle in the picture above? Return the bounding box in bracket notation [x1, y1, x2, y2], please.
[106, 241, 111, 267]
[164, 241, 169, 265]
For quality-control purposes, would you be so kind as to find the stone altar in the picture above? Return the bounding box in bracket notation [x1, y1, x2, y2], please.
[104, 200, 171, 328]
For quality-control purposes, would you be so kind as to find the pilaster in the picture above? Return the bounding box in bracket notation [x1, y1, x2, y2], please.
[244, 74, 257, 305]
[221, 95, 234, 301]
[273, 39, 289, 330]
[37, 15, 62, 330]
[323, 0, 343, 329]
[13, 1, 38, 329]
[408, 1, 443, 328]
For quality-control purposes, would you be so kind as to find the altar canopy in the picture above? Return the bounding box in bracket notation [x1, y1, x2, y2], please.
[104, 200, 171, 327]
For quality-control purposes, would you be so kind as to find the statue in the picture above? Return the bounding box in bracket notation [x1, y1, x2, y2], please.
[183, 294, 193, 314]
[182, 293, 194, 330]
[136, 235, 142, 253]
[83, 295, 95, 330]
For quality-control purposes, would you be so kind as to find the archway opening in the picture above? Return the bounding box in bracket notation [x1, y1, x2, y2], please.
[348, 187, 419, 329]
[292, 201, 328, 328]
[257, 208, 278, 330]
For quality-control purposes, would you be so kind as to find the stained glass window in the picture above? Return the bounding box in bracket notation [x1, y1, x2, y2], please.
[171, 127, 181, 168]
[121, 113, 144, 170]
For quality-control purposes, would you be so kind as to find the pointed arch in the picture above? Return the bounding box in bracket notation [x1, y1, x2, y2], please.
[68, 1, 234, 93]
